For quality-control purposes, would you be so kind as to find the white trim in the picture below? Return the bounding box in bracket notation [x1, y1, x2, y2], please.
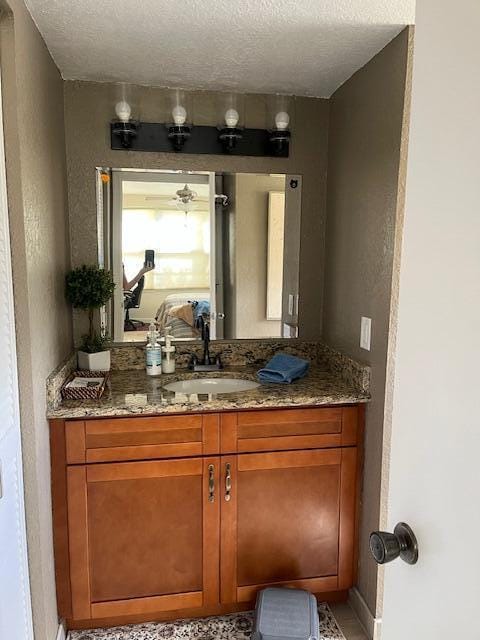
[208, 171, 216, 339]
[111, 170, 125, 342]
[348, 587, 382, 640]
[55, 621, 66, 640]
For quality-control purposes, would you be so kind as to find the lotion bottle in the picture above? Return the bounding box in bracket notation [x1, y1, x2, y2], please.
[146, 322, 162, 376]
[162, 327, 176, 374]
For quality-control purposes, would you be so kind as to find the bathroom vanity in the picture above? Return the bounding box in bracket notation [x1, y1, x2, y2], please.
[48, 359, 367, 629]
[48, 159, 371, 629]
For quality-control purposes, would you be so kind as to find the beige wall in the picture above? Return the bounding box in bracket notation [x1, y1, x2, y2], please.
[63, 82, 329, 343]
[234, 173, 284, 337]
[0, 2, 73, 639]
[323, 28, 413, 618]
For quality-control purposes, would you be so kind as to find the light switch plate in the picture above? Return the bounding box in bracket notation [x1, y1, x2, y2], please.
[288, 294, 294, 315]
[360, 316, 372, 351]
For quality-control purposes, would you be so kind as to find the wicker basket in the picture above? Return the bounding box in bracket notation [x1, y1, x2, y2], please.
[61, 370, 109, 400]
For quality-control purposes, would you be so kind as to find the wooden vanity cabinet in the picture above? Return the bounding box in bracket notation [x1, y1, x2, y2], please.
[66, 457, 220, 621]
[50, 405, 363, 628]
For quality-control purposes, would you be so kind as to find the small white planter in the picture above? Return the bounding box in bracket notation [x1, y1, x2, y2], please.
[77, 350, 111, 371]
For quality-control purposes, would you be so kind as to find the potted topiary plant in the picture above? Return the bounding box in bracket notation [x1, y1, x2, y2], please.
[66, 265, 115, 371]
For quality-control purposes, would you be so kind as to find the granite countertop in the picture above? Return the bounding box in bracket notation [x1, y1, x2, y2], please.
[47, 365, 369, 420]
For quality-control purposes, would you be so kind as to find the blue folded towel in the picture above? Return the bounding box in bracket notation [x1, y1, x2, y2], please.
[257, 353, 309, 384]
[191, 299, 210, 322]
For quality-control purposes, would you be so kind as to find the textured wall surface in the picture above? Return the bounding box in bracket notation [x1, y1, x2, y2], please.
[0, 1, 73, 639]
[24, 0, 415, 97]
[323, 28, 412, 618]
[64, 83, 330, 342]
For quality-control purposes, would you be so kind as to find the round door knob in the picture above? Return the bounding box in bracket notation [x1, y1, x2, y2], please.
[369, 522, 418, 565]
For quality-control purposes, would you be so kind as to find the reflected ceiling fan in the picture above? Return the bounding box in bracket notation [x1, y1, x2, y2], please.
[168, 184, 198, 214]
[144, 184, 203, 217]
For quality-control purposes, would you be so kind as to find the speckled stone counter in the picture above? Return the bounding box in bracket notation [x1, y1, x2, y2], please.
[47, 364, 369, 420]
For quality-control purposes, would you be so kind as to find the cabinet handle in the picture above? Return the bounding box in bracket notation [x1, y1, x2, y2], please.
[225, 463, 232, 501]
[208, 464, 215, 503]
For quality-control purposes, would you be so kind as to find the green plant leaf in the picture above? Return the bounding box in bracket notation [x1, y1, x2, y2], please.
[66, 265, 115, 310]
[66, 265, 115, 349]
[80, 332, 111, 354]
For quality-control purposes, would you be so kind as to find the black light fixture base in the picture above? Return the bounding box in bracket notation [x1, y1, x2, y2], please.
[112, 121, 138, 149]
[110, 122, 289, 157]
[166, 123, 192, 152]
[218, 127, 243, 153]
[269, 129, 291, 157]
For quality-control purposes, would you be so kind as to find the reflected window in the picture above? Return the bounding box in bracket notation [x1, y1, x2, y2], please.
[122, 207, 210, 290]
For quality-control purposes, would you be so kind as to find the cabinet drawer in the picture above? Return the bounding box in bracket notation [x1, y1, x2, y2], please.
[65, 414, 219, 464]
[221, 406, 360, 453]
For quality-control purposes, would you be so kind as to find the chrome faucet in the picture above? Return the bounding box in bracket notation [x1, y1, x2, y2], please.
[189, 314, 223, 371]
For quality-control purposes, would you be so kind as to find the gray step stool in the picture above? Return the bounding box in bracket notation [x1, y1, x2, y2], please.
[252, 587, 320, 640]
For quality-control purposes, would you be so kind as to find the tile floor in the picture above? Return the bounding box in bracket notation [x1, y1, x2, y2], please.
[68, 603, 368, 640]
[330, 603, 368, 640]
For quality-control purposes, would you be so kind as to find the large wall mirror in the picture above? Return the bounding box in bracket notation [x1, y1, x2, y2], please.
[97, 168, 302, 342]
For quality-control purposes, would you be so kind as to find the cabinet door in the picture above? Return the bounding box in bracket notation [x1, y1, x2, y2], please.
[220, 448, 357, 604]
[67, 457, 220, 620]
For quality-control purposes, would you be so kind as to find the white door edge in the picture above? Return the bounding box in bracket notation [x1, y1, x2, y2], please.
[0, 69, 34, 639]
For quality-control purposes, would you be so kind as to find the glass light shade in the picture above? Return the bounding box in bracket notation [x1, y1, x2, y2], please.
[169, 89, 192, 126]
[269, 94, 293, 131]
[112, 83, 138, 122]
[217, 93, 244, 129]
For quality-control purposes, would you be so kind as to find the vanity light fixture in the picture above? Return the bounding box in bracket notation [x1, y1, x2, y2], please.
[110, 89, 291, 157]
[111, 83, 138, 149]
[166, 90, 191, 152]
[269, 94, 292, 156]
[217, 93, 244, 152]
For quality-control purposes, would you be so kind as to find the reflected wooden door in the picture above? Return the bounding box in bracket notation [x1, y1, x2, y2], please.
[67, 457, 220, 620]
[220, 448, 357, 604]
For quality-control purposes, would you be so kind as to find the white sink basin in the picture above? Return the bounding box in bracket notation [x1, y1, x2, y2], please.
[163, 378, 260, 395]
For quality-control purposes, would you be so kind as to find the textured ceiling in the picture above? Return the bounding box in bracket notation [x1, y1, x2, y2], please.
[24, 0, 415, 97]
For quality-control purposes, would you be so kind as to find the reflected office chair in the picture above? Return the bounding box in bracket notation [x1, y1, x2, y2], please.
[124, 276, 145, 331]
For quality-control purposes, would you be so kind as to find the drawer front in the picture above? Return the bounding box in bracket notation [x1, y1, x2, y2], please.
[221, 406, 360, 453]
[65, 414, 219, 464]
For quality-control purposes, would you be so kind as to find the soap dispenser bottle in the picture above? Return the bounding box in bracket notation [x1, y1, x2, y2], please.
[162, 326, 176, 374]
[146, 322, 162, 376]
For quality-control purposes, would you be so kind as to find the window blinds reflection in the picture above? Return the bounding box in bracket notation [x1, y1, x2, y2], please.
[122, 208, 210, 289]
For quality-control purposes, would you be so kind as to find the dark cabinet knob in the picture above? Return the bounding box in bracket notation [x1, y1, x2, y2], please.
[369, 522, 418, 565]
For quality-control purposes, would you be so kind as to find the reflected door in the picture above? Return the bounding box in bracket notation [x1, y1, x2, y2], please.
[111, 171, 214, 342]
